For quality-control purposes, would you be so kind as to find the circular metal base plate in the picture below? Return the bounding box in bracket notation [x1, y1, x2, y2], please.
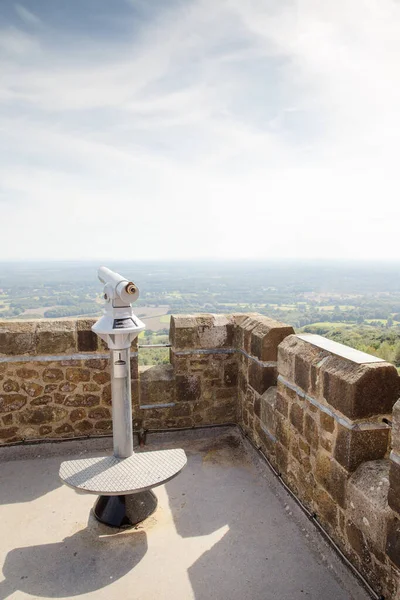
[59, 449, 187, 496]
[93, 491, 158, 528]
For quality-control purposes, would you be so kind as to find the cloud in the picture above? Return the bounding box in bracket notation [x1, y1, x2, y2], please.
[0, 0, 400, 260]
[14, 4, 42, 27]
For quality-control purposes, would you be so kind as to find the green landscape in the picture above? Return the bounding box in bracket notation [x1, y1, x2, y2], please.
[1, 260, 400, 368]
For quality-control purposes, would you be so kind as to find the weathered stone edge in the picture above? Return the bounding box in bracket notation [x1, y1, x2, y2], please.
[278, 375, 390, 431]
[174, 347, 277, 368]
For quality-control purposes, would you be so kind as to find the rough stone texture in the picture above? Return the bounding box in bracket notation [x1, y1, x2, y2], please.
[392, 400, 400, 455]
[388, 460, 400, 516]
[334, 426, 390, 472]
[279, 335, 399, 419]
[139, 365, 176, 406]
[347, 460, 392, 552]
[170, 314, 235, 350]
[244, 329, 400, 600]
[259, 387, 277, 437]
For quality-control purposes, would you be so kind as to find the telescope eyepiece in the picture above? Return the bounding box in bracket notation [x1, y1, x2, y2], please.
[125, 282, 137, 295]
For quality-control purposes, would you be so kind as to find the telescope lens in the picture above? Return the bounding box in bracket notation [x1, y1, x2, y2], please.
[126, 283, 137, 295]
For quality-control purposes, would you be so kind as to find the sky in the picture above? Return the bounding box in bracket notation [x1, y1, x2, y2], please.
[1, 0, 400, 261]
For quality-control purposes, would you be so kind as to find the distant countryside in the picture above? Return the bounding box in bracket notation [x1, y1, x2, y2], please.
[1, 260, 400, 369]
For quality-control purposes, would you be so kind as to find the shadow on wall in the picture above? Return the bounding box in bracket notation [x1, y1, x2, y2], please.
[164, 432, 367, 600]
[0, 514, 147, 598]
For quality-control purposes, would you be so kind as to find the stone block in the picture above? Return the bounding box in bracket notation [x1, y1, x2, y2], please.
[198, 314, 234, 349]
[70, 408, 86, 422]
[275, 442, 288, 474]
[43, 368, 63, 382]
[77, 330, 98, 352]
[275, 391, 289, 417]
[21, 382, 43, 398]
[66, 368, 90, 383]
[260, 387, 277, 434]
[386, 516, 400, 568]
[176, 375, 201, 402]
[2, 413, 13, 425]
[170, 315, 199, 349]
[38, 425, 52, 435]
[205, 401, 236, 423]
[388, 459, 400, 515]
[255, 418, 276, 458]
[304, 413, 319, 450]
[315, 451, 348, 508]
[248, 362, 276, 395]
[0, 394, 27, 413]
[36, 321, 76, 354]
[0, 426, 18, 442]
[290, 402, 304, 435]
[88, 406, 110, 420]
[277, 335, 297, 382]
[130, 355, 139, 379]
[249, 316, 294, 361]
[16, 367, 39, 379]
[320, 412, 335, 433]
[85, 358, 108, 370]
[95, 419, 112, 431]
[170, 403, 191, 418]
[392, 399, 400, 454]
[322, 359, 399, 420]
[0, 322, 36, 356]
[76, 319, 98, 352]
[170, 314, 234, 350]
[348, 460, 391, 551]
[314, 487, 338, 529]
[346, 521, 371, 564]
[223, 362, 238, 387]
[64, 394, 99, 407]
[102, 383, 111, 405]
[31, 395, 52, 406]
[75, 419, 93, 432]
[334, 425, 390, 472]
[275, 412, 290, 449]
[93, 371, 110, 385]
[237, 316, 260, 353]
[279, 335, 399, 419]
[45, 384, 58, 393]
[3, 379, 19, 392]
[55, 423, 74, 434]
[140, 365, 175, 405]
[17, 406, 67, 425]
[59, 382, 77, 393]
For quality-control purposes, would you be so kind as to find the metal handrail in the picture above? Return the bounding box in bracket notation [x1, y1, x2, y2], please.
[138, 343, 171, 349]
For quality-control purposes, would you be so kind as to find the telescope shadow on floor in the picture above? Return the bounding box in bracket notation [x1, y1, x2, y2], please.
[0, 513, 148, 599]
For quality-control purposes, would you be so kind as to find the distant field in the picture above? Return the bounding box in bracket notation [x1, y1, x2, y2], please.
[136, 306, 170, 331]
[305, 322, 353, 328]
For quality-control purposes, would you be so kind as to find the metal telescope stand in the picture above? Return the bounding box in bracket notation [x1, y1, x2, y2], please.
[59, 267, 187, 528]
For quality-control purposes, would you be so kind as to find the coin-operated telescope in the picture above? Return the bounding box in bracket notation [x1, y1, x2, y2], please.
[92, 267, 145, 458]
[92, 266, 145, 350]
[59, 267, 186, 528]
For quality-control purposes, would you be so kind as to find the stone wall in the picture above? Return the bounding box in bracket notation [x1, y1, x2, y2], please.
[2, 314, 400, 597]
[0, 319, 128, 442]
[239, 328, 400, 599]
[0, 315, 241, 443]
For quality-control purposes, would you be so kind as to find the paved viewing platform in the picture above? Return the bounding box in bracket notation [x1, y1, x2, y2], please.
[0, 428, 370, 600]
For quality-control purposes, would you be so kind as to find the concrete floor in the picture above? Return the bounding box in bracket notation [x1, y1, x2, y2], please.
[0, 427, 370, 600]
